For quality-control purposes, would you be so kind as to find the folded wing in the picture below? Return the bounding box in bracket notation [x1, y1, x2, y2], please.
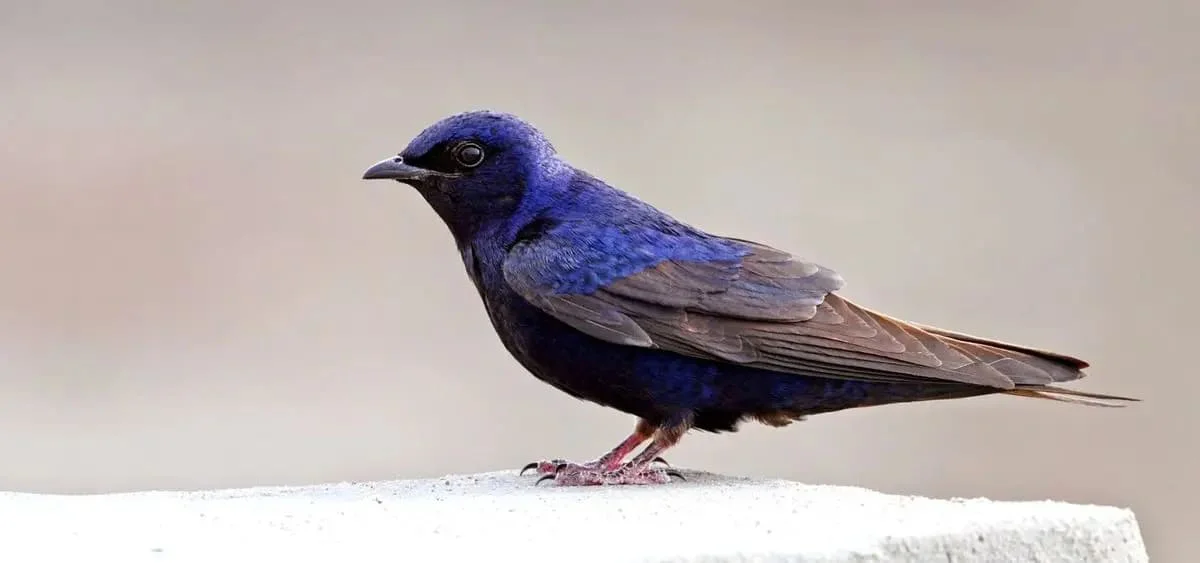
[503, 229, 1126, 399]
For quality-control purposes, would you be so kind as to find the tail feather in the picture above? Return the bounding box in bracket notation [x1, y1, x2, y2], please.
[761, 296, 1138, 407]
[1006, 385, 1140, 408]
[903, 317, 1139, 407]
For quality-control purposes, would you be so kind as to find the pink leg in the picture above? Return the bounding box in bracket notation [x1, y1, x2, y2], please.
[520, 420, 656, 476]
[535, 421, 689, 486]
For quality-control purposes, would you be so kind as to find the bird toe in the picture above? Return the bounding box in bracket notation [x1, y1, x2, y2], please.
[536, 463, 679, 486]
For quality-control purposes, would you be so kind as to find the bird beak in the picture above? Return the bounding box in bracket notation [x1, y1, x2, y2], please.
[361, 156, 438, 182]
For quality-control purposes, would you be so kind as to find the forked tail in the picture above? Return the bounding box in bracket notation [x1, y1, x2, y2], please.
[904, 318, 1140, 407]
[1005, 386, 1140, 408]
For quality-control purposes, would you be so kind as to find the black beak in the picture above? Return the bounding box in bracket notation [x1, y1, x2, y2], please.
[362, 156, 438, 182]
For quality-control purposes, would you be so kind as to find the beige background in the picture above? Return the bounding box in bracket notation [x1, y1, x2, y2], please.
[1, 1, 1194, 559]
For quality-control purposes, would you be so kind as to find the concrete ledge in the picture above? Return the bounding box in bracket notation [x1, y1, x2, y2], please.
[0, 470, 1146, 562]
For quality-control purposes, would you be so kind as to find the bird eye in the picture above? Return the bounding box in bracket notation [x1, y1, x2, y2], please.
[453, 142, 485, 168]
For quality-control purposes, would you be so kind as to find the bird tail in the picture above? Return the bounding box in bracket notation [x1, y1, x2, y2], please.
[1004, 386, 1140, 408]
[906, 320, 1140, 407]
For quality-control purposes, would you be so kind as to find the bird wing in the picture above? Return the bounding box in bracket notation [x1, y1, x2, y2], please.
[502, 230, 1089, 390]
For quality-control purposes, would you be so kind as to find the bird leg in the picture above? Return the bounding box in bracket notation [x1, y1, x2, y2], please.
[536, 420, 689, 486]
[520, 419, 657, 477]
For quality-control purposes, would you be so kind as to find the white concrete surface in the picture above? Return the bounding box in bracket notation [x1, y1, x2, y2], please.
[0, 469, 1147, 563]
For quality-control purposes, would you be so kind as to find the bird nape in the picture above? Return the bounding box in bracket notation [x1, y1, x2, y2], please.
[361, 110, 1139, 487]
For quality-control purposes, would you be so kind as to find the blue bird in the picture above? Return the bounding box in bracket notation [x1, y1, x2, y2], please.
[362, 110, 1138, 486]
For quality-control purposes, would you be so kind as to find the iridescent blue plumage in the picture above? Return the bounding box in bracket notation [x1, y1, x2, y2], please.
[362, 110, 1136, 486]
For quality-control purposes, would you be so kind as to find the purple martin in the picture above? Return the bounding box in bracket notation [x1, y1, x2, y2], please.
[362, 111, 1138, 486]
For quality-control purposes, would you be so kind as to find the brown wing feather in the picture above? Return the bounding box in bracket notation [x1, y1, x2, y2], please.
[597, 288, 1056, 389]
[506, 236, 1136, 401]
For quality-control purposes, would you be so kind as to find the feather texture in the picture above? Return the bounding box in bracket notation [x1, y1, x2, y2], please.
[506, 228, 1135, 404]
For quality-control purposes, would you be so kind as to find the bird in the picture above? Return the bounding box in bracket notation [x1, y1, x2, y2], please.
[361, 110, 1138, 486]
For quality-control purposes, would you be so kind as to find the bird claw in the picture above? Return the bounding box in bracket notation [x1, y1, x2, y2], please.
[519, 459, 595, 476]
[534, 462, 684, 486]
[520, 456, 671, 476]
[520, 461, 552, 476]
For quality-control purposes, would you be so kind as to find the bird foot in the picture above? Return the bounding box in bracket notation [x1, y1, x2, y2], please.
[519, 456, 670, 477]
[520, 459, 597, 476]
[535, 462, 684, 486]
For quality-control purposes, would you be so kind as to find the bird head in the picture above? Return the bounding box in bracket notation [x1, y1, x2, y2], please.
[362, 110, 569, 244]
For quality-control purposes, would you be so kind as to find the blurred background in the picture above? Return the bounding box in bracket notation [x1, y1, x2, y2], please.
[1, 0, 1194, 559]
